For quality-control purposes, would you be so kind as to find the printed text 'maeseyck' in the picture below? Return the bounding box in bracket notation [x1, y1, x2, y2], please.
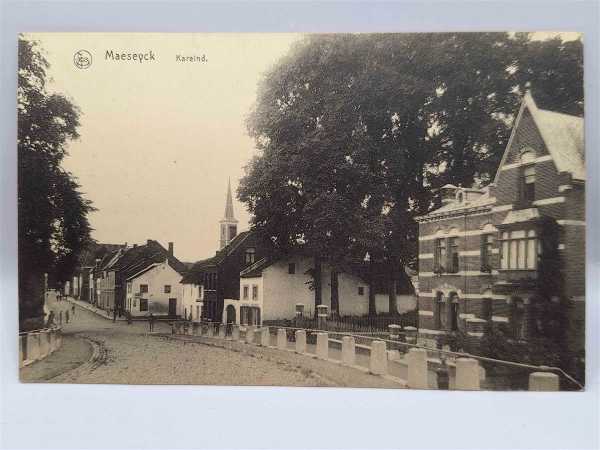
[105, 50, 156, 63]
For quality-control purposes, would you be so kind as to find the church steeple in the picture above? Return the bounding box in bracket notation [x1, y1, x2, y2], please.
[219, 178, 238, 249]
[224, 177, 235, 220]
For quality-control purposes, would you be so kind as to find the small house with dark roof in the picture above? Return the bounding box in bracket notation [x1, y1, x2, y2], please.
[97, 240, 186, 316]
[180, 231, 268, 322]
[125, 258, 185, 317]
[415, 92, 585, 356]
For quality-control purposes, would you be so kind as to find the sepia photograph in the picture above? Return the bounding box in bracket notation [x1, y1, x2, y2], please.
[17, 31, 585, 391]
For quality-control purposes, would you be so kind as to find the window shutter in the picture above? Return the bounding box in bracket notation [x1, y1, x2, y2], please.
[433, 240, 439, 271]
[445, 238, 451, 271]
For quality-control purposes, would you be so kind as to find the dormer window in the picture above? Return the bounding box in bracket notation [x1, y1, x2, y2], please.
[244, 248, 256, 264]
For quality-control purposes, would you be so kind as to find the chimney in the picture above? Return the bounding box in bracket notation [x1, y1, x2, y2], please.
[133, 244, 138, 248]
[168, 242, 174, 257]
[147, 239, 152, 245]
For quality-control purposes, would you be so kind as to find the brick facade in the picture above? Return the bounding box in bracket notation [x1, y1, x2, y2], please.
[415, 94, 585, 356]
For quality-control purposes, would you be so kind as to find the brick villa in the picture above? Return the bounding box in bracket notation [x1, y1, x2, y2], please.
[415, 92, 585, 356]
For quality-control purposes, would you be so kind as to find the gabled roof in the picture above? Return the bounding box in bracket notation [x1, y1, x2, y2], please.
[420, 93, 585, 221]
[180, 231, 251, 284]
[240, 257, 273, 278]
[78, 242, 125, 268]
[108, 240, 187, 278]
[494, 91, 585, 183]
[126, 262, 161, 281]
[213, 231, 250, 264]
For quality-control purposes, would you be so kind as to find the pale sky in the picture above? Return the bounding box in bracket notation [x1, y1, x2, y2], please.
[30, 33, 301, 262]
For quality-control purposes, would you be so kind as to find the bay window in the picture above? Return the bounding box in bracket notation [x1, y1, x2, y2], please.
[500, 229, 539, 270]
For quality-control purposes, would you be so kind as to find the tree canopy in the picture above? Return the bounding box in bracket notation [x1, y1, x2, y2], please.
[238, 32, 583, 314]
[18, 36, 95, 330]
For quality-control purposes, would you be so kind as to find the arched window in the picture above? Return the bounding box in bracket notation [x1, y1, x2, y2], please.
[435, 292, 444, 330]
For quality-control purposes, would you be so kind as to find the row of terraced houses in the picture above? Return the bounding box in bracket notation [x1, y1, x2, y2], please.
[67, 180, 415, 323]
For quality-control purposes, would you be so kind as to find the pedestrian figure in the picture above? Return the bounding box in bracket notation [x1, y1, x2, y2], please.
[65, 310, 70, 323]
[149, 313, 155, 332]
[46, 311, 55, 328]
[126, 311, 132, 325]
[59, 310, 63, 325]
[113, 308, 117, 323]
[71, 304, 75, 317]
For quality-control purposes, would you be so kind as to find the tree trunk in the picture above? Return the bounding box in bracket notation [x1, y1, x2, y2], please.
[314, 256, 322, 317]
[368, 260, 377, 316]
[388, 264, 398, 316]
[330, 269, 339, 318]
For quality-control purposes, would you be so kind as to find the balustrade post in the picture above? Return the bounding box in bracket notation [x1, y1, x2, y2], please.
[369, 340, 387, 375]
[529, 372, 559, 391]
[218, 323, 226, 339]
[342, 336, 356, 366]
[258, 327, 269, 346]
[316, 305, 328, 329]
[26, 332, 41, 362]
[455, 358, 480, 390]
[295, 329, 306, 353]
[19, 335, 25, 367]
[245, 326, 255, 344]
[316, 332, 328, 359]
[407, 348, 428, 389]
[231, 324, 240, 341]
[277, 329, 287, 350]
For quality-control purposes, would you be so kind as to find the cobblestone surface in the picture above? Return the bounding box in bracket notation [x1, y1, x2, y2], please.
[29, 299, 333, 386]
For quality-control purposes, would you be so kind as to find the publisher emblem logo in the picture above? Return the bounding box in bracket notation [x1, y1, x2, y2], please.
[74, 50, 92, 69]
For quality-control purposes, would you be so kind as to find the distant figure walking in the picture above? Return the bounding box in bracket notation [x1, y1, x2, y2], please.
[148, 313, 155, 332]
[126, 311, 132, 325]
[59, 310, 63, 325]
[46, 311, 55, 328]
[71, 304, 75, 317]
[65, 310, 70, 324]
[113, 308, 117, 323]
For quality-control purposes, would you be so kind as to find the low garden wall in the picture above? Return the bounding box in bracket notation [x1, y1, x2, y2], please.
[19, 327, 63, 368]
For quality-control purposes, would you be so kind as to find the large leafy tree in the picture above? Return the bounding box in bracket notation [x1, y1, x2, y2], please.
[240, 32, 583, 315]
[18, 36, 94, 330]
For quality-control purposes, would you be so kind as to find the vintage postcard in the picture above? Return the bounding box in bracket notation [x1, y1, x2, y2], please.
[18, 32, 585, 390]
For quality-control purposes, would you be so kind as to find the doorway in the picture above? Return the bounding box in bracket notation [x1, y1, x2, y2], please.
[168, 298, 177, 316]
[226, 304, 236, 324]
